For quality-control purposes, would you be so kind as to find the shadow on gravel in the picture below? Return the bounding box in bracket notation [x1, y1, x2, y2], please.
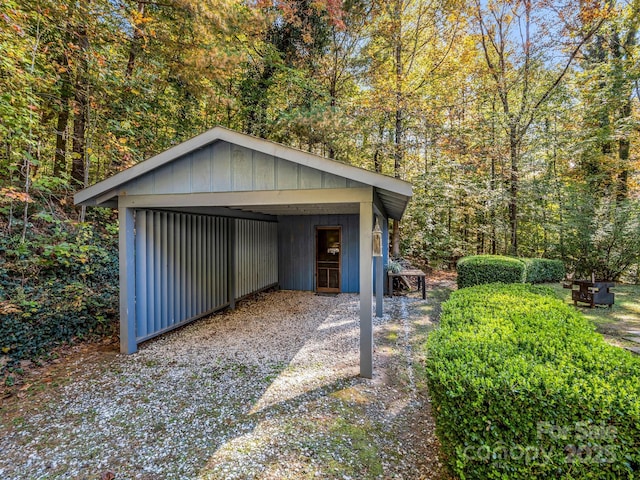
[1, 285, 454, 480]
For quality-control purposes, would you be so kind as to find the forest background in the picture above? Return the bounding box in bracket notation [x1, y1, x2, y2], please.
[1, 0, 640, 366]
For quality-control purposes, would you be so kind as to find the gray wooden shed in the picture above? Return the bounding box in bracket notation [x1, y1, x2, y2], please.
[75, 127, 412, 378]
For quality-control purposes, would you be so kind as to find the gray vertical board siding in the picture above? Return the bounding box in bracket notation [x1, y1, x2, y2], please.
[153, 163, 175, 194]
[276, 157, 298, 190]
[253, 152, 275, 190]
[231, 145, 253, 191]
[277, 214, 360, 292]
[322, 173, 347, 189]
[115, 140, 368, 197]
[133, 210, 231, 343]
[234, 218, 278, 299]
[191, 147, 212, 192]
[212, 141, 232, 191]
[299, 165, 322, 189]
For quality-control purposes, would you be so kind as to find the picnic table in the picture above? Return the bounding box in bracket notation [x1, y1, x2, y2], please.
[565, 280, 615, 308]
[387, 269, 426, 300]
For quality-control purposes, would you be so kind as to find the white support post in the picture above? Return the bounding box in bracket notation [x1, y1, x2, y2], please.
[118, 203, 137, 354]
[376, 217, 384, 318]
[359, 202, 374, 379]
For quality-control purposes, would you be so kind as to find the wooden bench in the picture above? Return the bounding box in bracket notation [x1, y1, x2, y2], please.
[387, 269, 426, 300]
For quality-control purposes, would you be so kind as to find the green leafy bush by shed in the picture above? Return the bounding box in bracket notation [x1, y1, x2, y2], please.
[425, 283, 640, 480]
[456, 255, 526, 288]
[1, 214, 118, 375]
[522, 258, 565, 283]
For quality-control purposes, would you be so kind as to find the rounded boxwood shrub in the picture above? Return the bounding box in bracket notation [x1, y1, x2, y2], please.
[425, 283, 640, 480]
[522, 258, 566, 283]
[456, 255, 526, 288]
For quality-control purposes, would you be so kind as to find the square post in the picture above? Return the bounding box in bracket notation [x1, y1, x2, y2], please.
[375, 216, 384, 318]
[375, 255, 383, 318]
[382, 216, 389, 294]
[118, 203, 137, 354]
[359, 201, 374, 378]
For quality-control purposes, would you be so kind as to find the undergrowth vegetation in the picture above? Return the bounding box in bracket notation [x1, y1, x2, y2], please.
[0, 206, 118, 383]
[425, 283, 640, 479]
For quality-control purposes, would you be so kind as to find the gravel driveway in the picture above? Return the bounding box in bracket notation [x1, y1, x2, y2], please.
[0, 289, 448, 479]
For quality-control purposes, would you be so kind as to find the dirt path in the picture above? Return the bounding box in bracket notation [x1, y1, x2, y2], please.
[1, 283, 453, 479]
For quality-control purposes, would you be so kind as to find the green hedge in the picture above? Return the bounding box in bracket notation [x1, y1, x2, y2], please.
[457, 255, 565, 288]
[425, 283, 640, 480]
[522, 258, 566, 283]
[456, 255, 526, 288]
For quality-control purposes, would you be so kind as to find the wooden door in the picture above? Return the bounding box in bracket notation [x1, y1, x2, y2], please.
[316, 227, 341, 293]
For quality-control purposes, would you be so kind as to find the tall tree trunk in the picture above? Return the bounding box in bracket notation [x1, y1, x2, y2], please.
[616, 74, 631, 202]
[126, 2, 145, 79]
[391, 0, 403, 258]
[373, 148, 382, 174]
[490, 154, 497, 255]
[54, 97, 70, 178]
[54, 11, 75, 178]
[71, 87, 87, 186]
[508, 125, 518, 255]
[617, 130, 629, 201]
[327, 31, 339, 159]
[71, 16, 89, 187]
[392, 99, 403, 256]
[476, 209, 484, 254]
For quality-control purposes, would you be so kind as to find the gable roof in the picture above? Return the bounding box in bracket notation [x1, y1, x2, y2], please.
[75, 126, 412, 219]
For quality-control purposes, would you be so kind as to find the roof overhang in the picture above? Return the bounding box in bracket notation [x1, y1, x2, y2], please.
[75, 127, 412, 220]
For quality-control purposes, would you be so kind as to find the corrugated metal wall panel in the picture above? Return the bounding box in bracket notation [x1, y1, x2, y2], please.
[134, 210, 231, 342]
[234, 219, 279, 299]
[134, 211, 277, 344]
[277, 215, 360, 293]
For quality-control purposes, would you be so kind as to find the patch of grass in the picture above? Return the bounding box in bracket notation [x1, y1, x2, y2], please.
[331, 418, 382, 477]
[385, 330, 399, 342]
[330, 386, 369, 405]
[329, 418, 383, 477]
[545, 282, 640, 337]
[410, 287, 453, 337]
[264, 362, 287, 383]
[11, 416, 25, 427]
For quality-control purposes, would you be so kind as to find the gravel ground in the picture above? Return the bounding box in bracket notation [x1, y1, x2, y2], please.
[0, 289, 450, 480]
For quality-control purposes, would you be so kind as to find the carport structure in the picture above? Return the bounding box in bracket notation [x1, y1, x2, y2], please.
[75, 127, 412, 378]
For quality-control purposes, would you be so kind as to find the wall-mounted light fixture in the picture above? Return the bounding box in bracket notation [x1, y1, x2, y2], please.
[372, 218, 382, 257]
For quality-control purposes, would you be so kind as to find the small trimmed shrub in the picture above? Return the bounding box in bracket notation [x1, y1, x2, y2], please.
[456, 255, 526, 288]
[522, 258, 566, 283]
[425, 283, 640, 480]
[457, 255, 566, 288]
